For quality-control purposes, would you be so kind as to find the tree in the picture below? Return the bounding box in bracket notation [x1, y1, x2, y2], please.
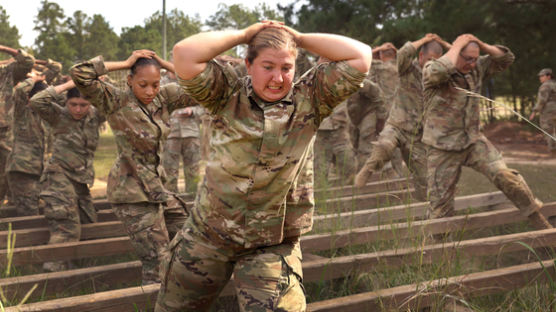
[34, 0, 74, 70]
[66, 10, 89, 61]
[84, 14, 119, 61]
[206, 3, 283, 30]
[0, 5, 21, 52]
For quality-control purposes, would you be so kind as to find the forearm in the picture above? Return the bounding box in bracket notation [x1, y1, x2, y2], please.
[481, 43, 505, 57]
[411, 37, 428, 50]
[0, 45, 18, 56]
[299, 33, 372, 73]
[53, 80, 75, 94]
[104, 61, 131, 72]
[155, 56, 175, 73]
[173, 29, 245, 80]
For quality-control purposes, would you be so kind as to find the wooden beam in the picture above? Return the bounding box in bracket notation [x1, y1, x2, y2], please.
[0, 237, 134, 266]
[0, 211, 118, 231]
[314, 191, 508, 231]
[315, 178, 410, 199]
[307, 259, 556, 311]
[319, 188, 418, 213]
[301, 228, 556, 283]
[0, 221, 126, 248]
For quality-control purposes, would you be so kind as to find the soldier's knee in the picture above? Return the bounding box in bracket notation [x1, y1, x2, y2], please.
[493, 168, 524, 189]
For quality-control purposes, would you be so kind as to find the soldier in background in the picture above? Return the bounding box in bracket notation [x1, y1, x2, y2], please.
[422, 33, 552, 229]
[315, 101, 356, 184]
[6, 72, 47, 216]
[162, 105, 205, 193]
[0, 45, 35, 206]
[355, 34, 451, 202]
[346, 78, 386, 171]
[530, 68, 556, 156]
[30, 79, 105, 272]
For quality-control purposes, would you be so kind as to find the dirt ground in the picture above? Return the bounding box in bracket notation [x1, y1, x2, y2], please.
[484, 120, 556, 166]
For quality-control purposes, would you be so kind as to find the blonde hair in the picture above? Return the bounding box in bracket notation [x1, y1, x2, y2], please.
[246, 28, 298, 63]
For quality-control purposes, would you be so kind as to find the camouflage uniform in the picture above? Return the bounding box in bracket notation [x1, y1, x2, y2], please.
[315, 101, 356, 183]
[357, 42, 429, 200]
[422, 46, 547, 223]
[346, 78, 387, 170]
[533, 78, 556, 152]
[162, 106, 205, 193]
[30, 86, 104, 247]
[71, 56, 193, 284]
[0, 50, 35, 204]
[368, 58, 405, 176]
[155, 60, 365, 311]
[5, 79, 45, 216]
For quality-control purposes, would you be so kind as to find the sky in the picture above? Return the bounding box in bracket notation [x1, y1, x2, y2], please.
[1, 0, 295, 48]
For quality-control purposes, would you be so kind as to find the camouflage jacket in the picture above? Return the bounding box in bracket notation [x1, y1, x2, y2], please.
[167, 105, 205, 139]
[387, 41, 426, 134]
[422, 45, 514, 151]
[71, 56, 195, 203]
[533, 79, 556, 115]
[30, 86, 105, 185]
[180, 59, 365, 248]
[0, 50, 34, 130]
[6, 78, 45, 175]
[369, 59, 399, 112]
[346, 78, 386, 127]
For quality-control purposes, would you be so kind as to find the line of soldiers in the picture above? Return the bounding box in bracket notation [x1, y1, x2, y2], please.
[1, 27, 554, 311]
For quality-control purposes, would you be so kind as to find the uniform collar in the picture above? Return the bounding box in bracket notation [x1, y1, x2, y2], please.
[245, 76, 294, 110]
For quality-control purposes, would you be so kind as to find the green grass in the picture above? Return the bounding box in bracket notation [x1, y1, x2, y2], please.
[93, 126, 118, 182]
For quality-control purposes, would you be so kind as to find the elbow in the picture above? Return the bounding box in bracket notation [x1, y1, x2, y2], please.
[350, 44, 373, 74]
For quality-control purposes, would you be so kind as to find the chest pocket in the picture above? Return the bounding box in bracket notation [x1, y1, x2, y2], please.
[258, 103, 296, 164]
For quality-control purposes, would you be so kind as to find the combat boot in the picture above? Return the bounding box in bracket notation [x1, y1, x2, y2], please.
[354, 167, 373, 187]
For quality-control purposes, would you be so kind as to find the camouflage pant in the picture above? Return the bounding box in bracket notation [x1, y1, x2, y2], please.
[162, 137, 201, 194]
[0, 132, 11, 204]
[315, 129, 356, 184]
[41, 171, 97, 244]
[360, 124, 428, 201]
[7, 171, 40, 216]
[112, 197, 188, 285]
[155, 218, 306, 312]
[540, 114, 556, 151]
[353, 112, 378, 170]
[427, 136, 540, 218]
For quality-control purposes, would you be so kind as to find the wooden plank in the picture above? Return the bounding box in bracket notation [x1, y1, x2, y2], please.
[319, 188, 418, 213]
[301, 228, 556, 283]
[4, 283, 160, 312]
[315, 178, 411, 199]
[307, 259, 556, 311]
[0, 261, 142, 301]
[303, 202, 556, 253]
[0, 221, 126, 248]
[314, 191, 508, 231]
[0, 237, 134, 266]
[8, 257, 556, 312]
[0, 211, 118, 231]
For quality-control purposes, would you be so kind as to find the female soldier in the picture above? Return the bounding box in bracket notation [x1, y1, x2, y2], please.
[155, 22, 371, 312]
[70, 50, 193, 284]
[30, 79, 104, 272]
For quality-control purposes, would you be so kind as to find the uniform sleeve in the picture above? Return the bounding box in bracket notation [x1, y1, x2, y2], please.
[178, 59, 239, 114]
[11, 49, 35, 83]
[477, 45, 515, 80]
[43, 59, 63, 85]
[29, 86, 64, 125]
[397, 42, 417, 76]
[159, 82, 197, 114]
[310, 60, 367, 124]
[70, 55, 119, 115]
[423, 55, 456, 89]
[533, 83, 550, 113]
[13, 78, 34, 116]
[371, 82, 387, 120]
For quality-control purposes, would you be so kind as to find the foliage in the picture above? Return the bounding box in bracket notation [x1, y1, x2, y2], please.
[0, 6, 21, 52]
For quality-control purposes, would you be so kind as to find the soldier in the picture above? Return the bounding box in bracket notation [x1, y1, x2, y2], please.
[155, 21, 371, 312]
[346, 78, 386, 170]
[421, 34, 552, 229]
[30, 79, 104, 272]
[6, 60, 62, 216]
[530, 68, 556, 155]
[354, 34, 451, 202]
[162, 105, 205, 193]
[0, 45, 35, 205]
[5, 72, 47, 217]
[315, 101, 356, 184]
[71, 50, 193, 285]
